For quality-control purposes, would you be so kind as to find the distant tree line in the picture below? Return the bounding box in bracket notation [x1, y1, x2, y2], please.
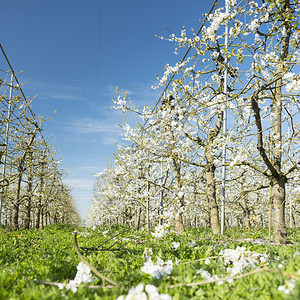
[0, 71, 81, 229]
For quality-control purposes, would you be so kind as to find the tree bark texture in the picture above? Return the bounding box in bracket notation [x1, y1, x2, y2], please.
[205, 152, 221, 235]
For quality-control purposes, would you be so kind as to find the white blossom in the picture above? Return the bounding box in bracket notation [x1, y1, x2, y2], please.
[260, 12, 269, 22]
[249, 19, 259, 31]
[220, 246, 268, 276]
[172, 242, 180, 250]
[225, 0, 236, 7]
[117, 283, 172, 300]
[141, 257, 173, 279]
[59, 262, 94, 293]
[278, 279, 296, 295]
[151, 224, 170, 239]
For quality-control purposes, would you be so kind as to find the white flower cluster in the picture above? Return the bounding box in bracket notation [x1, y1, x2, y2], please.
[225, 0, 236, 7]
[260, 12, 269, 23]
[59, 262, 94, 293]
[229, 147, 250, 167]
[172, 242, 180, 250]
[205, 9, 230, 41]
[249, 19, 259, 32]
[278, 278, 297, 295]
[229, 20, 243, 37]
[111, 95, 128, 112]
[264, 51, 278, 65]
[141, 257, 173, 279]
[117, 283, 171, 300]
[277, 258, 300, 296]
[196, 268, 224, 285]
[219, 246, 268, 276]
[157, 60, 188, 86]
[283, 72, 300, 93]
[151, 224, 170, 239]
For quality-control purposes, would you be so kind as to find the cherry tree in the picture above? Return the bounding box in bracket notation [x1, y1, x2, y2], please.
[221, 0, 300, 243]
[89, 0, 300, 245]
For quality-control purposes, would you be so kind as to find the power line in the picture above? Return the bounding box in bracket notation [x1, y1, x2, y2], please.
[0, 43, 56, 161]
[0, 43, 43, 133]
[137, 0, 219, 133]
[12, 71, 156, 91]
[153, 0, 218, 109]
[95, 0, 103, 87]
[92, 0, 103, 135]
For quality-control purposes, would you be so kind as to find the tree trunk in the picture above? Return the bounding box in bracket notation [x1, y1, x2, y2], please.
[173, 157, 184, 234]
[24, 156, 33, 230]
[243, 199, 251, 230]
[35, 205, 41, 229]
[174, 211, 184, 234]
[24, 206, 31, 229]
[135, 206, 141, 230]
[12, 203, 19, 230]
[41, 208, 44, 229]
[204, 207, 211, 228]
[9, 207, 12, 227]
[13, 167, 23, 230]
[271, 176, 287, 244]
[206, 153, 221, 235]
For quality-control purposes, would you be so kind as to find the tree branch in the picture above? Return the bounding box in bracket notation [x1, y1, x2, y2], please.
[73, 230, 118, 287]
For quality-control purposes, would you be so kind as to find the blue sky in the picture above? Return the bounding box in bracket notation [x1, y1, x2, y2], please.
[1, 0, 216, 220]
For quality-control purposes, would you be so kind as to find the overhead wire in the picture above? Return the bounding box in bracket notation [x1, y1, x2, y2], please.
[0, 44, 37, 122]
[93, 0, 103, 129]
[0, 43, 51, 150]
[14, 72, 155, 90]
[138, 0, 219, 134]
[132, 0, 218, 141]
[0, 1, 219, 157]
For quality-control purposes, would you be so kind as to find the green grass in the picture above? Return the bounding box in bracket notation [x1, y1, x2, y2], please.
[0, 224, 299, 299]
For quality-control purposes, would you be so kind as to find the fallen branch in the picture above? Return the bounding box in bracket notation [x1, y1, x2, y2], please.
[169, 267, 277, 288]
[37, 280, 115, 289]
[73, 230, 118, 287]
[183, 256, 220, 265]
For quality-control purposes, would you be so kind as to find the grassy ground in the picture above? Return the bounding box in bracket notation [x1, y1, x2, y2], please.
[0, 224, 299, 299]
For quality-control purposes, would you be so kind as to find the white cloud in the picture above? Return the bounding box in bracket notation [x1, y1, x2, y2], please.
[64, 178, 94, 189]
[64, 117, 121, 134]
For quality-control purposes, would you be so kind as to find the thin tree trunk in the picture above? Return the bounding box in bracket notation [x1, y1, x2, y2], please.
[173, 157, 184, 234]
[13, 168, 23, 230]
[135, 206, 141, 230]
[206, 152, 221, 235]
[24, 206, 31, 229]
[243, 198, 251, 230]
[12, 203, 19, 230]
[41, 208, 44, 229]
[36, 205, 41, 229]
